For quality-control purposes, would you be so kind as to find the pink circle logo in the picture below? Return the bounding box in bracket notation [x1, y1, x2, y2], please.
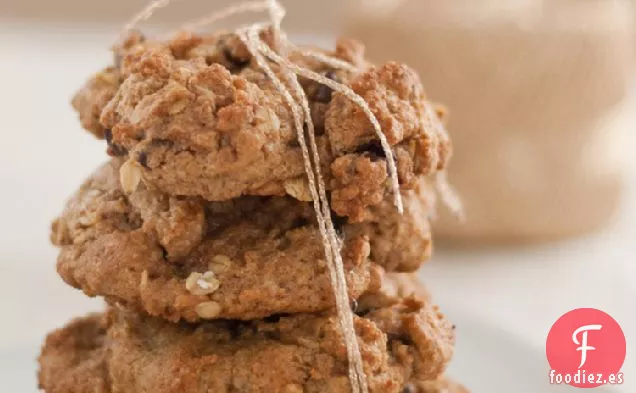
[546, 308, 626, 388]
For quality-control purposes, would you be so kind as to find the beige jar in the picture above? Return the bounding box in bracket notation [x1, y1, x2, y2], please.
[346, 0, 635, 243]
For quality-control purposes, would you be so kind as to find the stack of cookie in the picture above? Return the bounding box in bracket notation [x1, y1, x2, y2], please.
[38, 28, 468, 393]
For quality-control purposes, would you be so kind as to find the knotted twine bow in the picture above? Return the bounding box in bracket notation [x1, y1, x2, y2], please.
[119, 1, 461, 392]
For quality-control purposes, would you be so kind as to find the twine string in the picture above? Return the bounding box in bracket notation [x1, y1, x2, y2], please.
[423, 104, 463, 219]
[239, 23, 366, 393]
[247, 23, 369, 392]
[120, 0, 172, 40]
[292, 46, 361, 73]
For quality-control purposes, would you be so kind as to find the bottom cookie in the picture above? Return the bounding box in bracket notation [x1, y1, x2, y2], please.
[39, 295, 456, 393]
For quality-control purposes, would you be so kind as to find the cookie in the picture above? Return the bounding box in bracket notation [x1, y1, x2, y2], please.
[39, 292, 455, 393]
[51, 160, 433, 322]
[72, 30, 450, 221]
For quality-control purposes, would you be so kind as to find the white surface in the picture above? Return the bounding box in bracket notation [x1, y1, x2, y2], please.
[0, 20, 634, 392]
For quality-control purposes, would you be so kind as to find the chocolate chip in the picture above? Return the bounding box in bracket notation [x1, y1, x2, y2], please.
[104, 129, 128, 156]
[107, 144, 128, 157]
[171, 265, 189, 279]
[219, 35, 250, 69]
[353, 142, 386, 160]
[225, 320, 245, 339]
[264, 314, 286, 323]
[401, 384, 416, 393]
[263, 330, 281, 340]
[223, 47, 249, 68]
[160, 246, 169, 261]
[330, 213, 347, 237]
[290, 217, 310, 230]
[350, 299, 359, 312]
[314, 70, 339, 103]
[137, 151, 148, 168]
[389, 333, 414, 346]
[314, 85, 332, 103]
[104, 129, 113, 144]
[356, 307, 374, 317]
[325, 70, 339, 82]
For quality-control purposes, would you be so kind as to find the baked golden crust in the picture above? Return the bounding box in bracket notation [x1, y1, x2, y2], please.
[38, 286, 455, 393]
[51, 160, 434, 322]
[72, 31, 450, 220]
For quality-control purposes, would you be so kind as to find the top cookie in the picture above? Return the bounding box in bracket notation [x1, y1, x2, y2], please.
[73, 30, 450, 221]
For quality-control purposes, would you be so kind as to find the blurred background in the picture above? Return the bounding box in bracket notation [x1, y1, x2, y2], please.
[0, 0, 634, 392]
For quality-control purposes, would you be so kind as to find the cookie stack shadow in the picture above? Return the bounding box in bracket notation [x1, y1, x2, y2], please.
[38, 30, 468, 393]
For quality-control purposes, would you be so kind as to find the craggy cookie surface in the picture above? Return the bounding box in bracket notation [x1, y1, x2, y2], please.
[39, 288, 455, 393]
[73, 31, 450, 221]
[52, 160, 433, 322]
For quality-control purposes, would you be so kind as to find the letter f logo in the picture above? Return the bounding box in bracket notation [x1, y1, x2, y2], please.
[573, 325, 603, 369]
